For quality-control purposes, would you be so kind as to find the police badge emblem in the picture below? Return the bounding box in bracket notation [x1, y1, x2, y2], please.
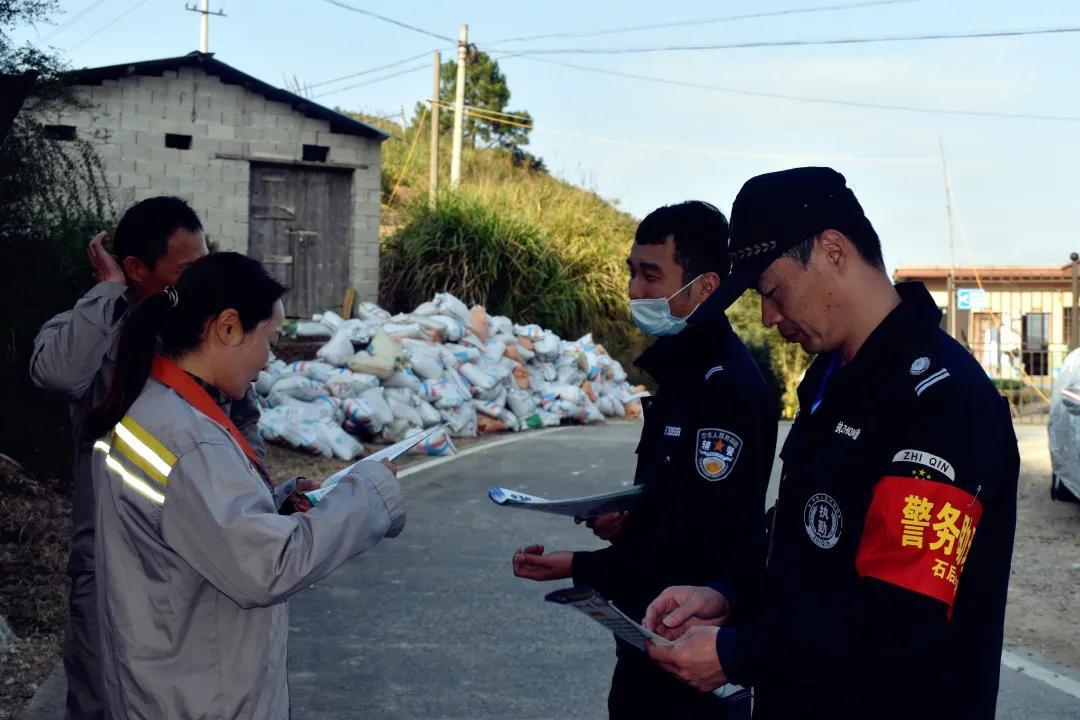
[804, 493, 843, 549]
[909, 356, 931, 376]
[696, 429, 742, 482]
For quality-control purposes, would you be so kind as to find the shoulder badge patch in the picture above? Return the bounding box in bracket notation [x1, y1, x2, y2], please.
[704, 365, 726, 381]
[695, 428, 742, 482]
[910, 357, 931, 376]
[891, 449, 956, 482]
[915, 367, 951, 396]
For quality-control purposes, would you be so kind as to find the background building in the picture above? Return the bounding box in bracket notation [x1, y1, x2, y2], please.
[895, 265, 1078, 389]
[24, 51, 387, 317]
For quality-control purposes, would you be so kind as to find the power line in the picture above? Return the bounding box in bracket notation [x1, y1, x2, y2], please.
[445, 102, 934, 165]
[318, 0, 456, 43]
[462, 107, 532, 129]
[510, 56, 1080, 123]
[501, 25, 1080, 56]
[311, 62, 430, 99]
[308, 49, 445, 91]
[430, 101, 532, 122]
[387, 104, 428, 205]
[66, 0, 151, 51]
[543, 125, 936, 165]
[40, 0, 113, 42]
[487, 0, 918, 46]
[429, 99, 933, 165]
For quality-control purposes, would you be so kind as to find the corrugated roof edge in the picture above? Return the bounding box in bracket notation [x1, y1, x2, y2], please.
[59, 51, 389, 143]
[895, 266, 1073, 281]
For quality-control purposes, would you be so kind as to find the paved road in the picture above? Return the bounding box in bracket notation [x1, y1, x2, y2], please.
[287, 421, 1080, 720]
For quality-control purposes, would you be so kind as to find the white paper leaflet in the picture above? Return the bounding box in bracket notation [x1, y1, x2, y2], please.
[303, 424, 449, 505]
[544, 586, 670, 652]
[487, 484, 643, 519]
[544, 587, 751, 704]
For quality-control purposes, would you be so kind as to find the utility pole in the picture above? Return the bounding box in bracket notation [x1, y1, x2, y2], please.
[1071, 252, 1079, 351]
[185, 0, 225, 53]
[939, 137, 958, 340]
[450, 23, 468, 187]
[429, 51, 441, 208]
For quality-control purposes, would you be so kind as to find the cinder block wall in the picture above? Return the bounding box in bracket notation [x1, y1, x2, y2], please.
[32, 67, 383, 302]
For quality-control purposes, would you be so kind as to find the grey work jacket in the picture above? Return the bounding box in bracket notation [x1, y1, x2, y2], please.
[91, 378, 406, 719]
[29, 281, 264, 574]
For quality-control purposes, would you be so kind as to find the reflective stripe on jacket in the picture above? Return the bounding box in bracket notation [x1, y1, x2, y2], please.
[93, 377, 406, 720]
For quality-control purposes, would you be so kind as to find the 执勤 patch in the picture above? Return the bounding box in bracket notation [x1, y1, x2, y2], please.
[695, 428, 742, 482]
[804, 493, 843, 549]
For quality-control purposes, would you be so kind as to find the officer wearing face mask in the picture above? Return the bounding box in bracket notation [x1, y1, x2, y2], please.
[511, 201, 777, 720]
[643, 169, 1018, 720]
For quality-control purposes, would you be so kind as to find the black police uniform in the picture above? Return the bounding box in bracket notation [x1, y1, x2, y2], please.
[571, 314, 777, 720]
[714, 282, 1018, 720]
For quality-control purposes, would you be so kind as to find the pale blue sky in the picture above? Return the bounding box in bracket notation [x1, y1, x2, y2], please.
[14, 0, 1080, 271]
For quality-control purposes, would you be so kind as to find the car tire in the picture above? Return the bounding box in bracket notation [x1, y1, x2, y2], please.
[1051, 473, 1080, 503]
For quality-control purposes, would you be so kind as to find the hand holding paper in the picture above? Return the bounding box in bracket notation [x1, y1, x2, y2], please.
[644, 585, 732, 641]
[575, 511, 630, 541]
[543, 586, 749, 703]
[646, 626, 729, 693]
[304, 425, 443, 505]
[289, 478, 321, 513]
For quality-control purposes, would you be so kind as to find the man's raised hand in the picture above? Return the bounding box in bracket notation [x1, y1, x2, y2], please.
[88, 232, 125, 285]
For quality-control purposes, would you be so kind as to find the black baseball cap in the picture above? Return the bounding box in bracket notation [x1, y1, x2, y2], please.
[690, 167, 870, 323]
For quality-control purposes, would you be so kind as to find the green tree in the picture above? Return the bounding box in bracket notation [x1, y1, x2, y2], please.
[417, 50, 533, 151]
[1, 0, 114, 475]
[1, 0, 59, 74]
[728, 293, 812, 418]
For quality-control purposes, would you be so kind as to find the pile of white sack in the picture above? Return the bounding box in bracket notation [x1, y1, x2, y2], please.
[256, 292, 645, 461]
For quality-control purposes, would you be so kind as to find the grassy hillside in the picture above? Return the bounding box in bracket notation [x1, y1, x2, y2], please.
[357, 113, 649, 368]
[353, 113, 807, 411]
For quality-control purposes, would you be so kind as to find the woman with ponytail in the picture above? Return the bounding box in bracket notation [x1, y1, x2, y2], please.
[87, 252, 406, 720]
[30, 196, 232, 718]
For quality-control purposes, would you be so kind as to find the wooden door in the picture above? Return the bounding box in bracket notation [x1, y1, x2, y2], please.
[248, 163, 353, 318]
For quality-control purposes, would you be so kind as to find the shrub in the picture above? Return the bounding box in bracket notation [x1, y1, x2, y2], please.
[381, 192, 644, 362]
[0, 111, 113, 478]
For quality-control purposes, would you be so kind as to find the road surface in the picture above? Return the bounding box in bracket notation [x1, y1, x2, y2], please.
[286, 422, 1080, 719]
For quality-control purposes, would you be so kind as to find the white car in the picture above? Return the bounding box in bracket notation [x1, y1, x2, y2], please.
[1048, 348, 1080, 503]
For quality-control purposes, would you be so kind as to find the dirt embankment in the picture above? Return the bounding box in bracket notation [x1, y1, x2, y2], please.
[1004, 426, 1080, 668]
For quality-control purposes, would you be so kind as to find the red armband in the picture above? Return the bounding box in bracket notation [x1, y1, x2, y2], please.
[855, 476, 983, 612]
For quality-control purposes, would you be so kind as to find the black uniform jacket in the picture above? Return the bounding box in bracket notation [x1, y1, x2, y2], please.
[572, 314, 777, 657]
[716, 282, 1019, 720]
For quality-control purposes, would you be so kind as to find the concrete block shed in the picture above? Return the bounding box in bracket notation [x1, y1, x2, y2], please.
[28, 51, 388, 317]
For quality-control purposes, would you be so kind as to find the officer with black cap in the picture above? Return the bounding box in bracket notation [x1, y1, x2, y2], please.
[511, 201, 776, 720]
[643, 168, 1018, 719]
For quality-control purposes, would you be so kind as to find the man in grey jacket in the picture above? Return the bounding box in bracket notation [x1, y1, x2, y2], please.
[29, 196, 263, 719]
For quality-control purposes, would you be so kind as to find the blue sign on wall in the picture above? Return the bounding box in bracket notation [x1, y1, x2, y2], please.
[957, 288, 987, 310]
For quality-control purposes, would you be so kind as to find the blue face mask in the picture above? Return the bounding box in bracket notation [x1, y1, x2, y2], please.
[630, 275, 703, 337]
